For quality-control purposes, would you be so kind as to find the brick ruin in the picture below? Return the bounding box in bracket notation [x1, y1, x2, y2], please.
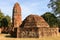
[17, 15, 49, 38]
[11, 2, 59, 38]
[11, 2, 22, 37]
[17, 15, 59, 38]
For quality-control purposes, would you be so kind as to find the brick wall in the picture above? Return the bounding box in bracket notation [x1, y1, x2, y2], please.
[17, 27, 59, 38]
[38, 27, 59, 37]
[17, 27, 39, 38]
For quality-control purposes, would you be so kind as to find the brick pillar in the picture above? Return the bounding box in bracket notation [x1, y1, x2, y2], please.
[0, 28, 1, 34]
[17, 27, 20, 38]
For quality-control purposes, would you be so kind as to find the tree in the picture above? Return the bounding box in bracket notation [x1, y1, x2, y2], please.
[0, 11, 4, 27]
[0, 10, 11, 27]
[2, 18, 8, 27]
[1, 15, 11, 27]
[5, 15, 11, 27]
[41, 12, 58, 27]
[48, 0, 60, 19]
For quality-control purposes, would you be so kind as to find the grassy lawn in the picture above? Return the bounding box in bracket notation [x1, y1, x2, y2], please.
[0, 33, 60, 40]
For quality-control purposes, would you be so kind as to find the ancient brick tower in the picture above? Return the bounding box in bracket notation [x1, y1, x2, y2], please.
[12, 2, 22, 28]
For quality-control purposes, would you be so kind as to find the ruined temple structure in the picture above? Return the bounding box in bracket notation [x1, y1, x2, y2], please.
[17, 15, 59, 38]
[17, 15, 49, 38]
[11, 2, 22, 37]
[11, 2, 59, 38]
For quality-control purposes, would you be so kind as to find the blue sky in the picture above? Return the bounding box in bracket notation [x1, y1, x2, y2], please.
[0, 0, 51, 20]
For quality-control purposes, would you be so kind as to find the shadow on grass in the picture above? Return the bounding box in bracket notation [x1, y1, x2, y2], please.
[5, 34, 16, 38]
[5, 36, 16, 38]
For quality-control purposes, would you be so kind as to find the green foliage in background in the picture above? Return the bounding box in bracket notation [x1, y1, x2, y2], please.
[0, 10, 11, 27]
[41, 12, 58, 27]
[48, 0, 60, 19]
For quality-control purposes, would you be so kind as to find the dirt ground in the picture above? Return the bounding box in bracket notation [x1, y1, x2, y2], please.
[0, 33, 60, 40]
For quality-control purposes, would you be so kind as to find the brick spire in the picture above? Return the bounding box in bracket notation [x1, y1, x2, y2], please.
[12, 2, 22, 28]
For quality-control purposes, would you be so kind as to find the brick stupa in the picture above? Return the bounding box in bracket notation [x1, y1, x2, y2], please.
[17, 14, 49, 38]
[20, 14, 49, 28]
